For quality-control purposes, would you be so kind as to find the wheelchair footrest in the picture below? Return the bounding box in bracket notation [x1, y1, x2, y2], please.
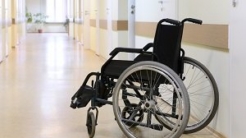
[70, 85, 96, 109]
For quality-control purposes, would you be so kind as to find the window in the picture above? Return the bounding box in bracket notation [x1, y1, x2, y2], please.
[46, 0, 67, 22]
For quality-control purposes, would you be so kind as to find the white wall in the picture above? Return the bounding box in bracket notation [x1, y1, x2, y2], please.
[183, 43, 229, 137]
[98, 0, 108, 58]
[135, 0, 178, 55]
[135, 0, 178, 48]
[90, 0, 98, 52]
[229, 1, 246, 137]
[136, 0, 169, 22]
[178, 0, 230, 137]
[178, 0, 229, 24]
[0, 1, 3, 62]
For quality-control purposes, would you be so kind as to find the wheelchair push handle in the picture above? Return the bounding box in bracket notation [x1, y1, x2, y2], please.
[182, 18, 202, 25]
[159, 18, 181, 26]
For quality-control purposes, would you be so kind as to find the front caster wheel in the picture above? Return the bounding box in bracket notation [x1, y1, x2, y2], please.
[86, 112, 96, 138]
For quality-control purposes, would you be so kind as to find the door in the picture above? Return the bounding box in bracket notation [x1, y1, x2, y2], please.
[75, 0, 79, 40]
[89, 0, 99, 55]
[128, 0, 135, 60]
[83, 0, 90, 49]
[68, 0, 74, 38]
[80, 0, 84, 43]
[4, 0, 8, 56]
[0, 1, 3, 62]
[230, 0, 246, 137]
[95, 0, 99, 55]
[107, 0, 112, 55]
[2, 0, 7, 58]
[159, 0, 178, 19]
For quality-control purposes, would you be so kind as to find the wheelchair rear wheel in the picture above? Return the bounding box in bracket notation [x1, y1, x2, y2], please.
[155, 57, 219, 133]
[113, 61, 190, 138]
[182, 57, 219, 133]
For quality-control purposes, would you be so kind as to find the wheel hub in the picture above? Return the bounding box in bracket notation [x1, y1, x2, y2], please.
[144, 100, 155, 110]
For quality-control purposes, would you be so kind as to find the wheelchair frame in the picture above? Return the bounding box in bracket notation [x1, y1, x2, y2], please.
[70, 18, 219, 138]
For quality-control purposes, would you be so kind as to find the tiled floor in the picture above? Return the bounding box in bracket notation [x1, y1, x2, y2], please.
[0, 33, 219, 138]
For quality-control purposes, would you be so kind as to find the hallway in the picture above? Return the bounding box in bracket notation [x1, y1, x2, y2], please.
[0, 33, 218, 138]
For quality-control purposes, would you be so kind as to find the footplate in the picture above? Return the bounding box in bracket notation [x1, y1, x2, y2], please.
[70, 85, 96, 109]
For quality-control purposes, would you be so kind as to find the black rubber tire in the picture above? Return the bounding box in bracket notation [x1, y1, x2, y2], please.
[86, 112, 96, 138]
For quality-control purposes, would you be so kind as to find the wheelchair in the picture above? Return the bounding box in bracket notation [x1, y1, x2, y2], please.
[70, 18, 219, 138]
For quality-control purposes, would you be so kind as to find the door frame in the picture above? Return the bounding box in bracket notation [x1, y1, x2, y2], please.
[107, 0, 112, 56]
[83, 0, 90, 49]
[128, 0, 135, 60]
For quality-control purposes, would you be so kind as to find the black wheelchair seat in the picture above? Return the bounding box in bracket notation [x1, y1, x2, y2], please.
[103, 60, 136, 78]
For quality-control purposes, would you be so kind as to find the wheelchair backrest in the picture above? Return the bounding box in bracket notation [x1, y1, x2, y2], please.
[153, 20, 183, 73]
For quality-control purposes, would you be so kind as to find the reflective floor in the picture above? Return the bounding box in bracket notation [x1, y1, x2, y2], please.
[0, 33, 219, 138]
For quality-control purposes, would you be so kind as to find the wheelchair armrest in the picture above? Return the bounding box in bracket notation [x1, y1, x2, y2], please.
[142, 43, 154, 51]
[109, 47, 143, 56]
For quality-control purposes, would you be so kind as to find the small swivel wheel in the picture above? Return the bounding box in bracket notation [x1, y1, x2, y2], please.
[86, 112, 96, 138]
[121, 104, 144, 127]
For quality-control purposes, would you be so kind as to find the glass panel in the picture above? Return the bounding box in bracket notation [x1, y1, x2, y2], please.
[46, 0, 55, 22]
[55, 0, 66, 22]
[46, 0, 67, 22]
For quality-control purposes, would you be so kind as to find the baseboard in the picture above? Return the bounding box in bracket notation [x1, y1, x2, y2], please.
[205, 126, 226, 138]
